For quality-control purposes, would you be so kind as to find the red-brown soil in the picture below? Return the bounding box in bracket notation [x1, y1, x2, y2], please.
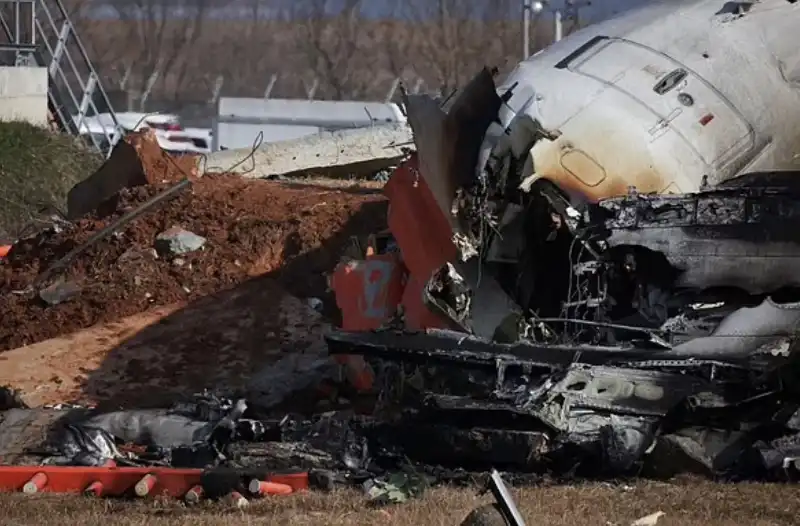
[0, 174, 386, 353]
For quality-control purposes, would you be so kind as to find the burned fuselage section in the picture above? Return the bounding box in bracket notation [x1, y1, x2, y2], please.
[325, 64, 800, 480]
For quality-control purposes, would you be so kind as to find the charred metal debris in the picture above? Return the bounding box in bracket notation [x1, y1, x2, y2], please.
[324, 70, 800, 482]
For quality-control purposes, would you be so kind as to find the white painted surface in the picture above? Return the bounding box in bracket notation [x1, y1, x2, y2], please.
[486, 0, 800, 201]
[75, 113, 213, 154]
[0, 67, 48, 126]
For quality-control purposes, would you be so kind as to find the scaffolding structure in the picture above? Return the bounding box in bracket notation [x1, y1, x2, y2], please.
[0, 0, 121, 156]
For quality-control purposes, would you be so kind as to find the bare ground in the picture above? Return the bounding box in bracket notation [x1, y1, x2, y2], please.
[0, 480, 798, 526]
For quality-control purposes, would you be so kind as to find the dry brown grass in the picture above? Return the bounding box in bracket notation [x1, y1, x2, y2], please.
[0, 479, 798, 526]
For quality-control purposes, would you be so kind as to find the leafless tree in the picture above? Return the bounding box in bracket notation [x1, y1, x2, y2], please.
[71, 0, 568, 108]
[386, 0, 523, 95]
[206, 0, 291, 97]
[288, 0, 381, 100]
[107, 0, 210, 102]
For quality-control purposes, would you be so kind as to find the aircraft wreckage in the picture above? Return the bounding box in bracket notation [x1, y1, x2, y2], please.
[325, 170, 800, 479]
[326, 0, 800, 481]
[3, 0, 800, 488]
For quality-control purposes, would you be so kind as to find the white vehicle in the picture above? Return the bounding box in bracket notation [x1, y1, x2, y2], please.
[476, 0, 800, 206]
[159, 127, 212, 155]
[114, 112, 182, 134]
[74, 112, 211, 154]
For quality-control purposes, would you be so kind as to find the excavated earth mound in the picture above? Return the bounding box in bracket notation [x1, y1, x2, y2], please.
[0, 174, 387, 353]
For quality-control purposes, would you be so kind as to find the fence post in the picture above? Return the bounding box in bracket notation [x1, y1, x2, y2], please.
[264, 73, 277, 99]
[209, 74, 224, 104]
[384, 77, 400, 102]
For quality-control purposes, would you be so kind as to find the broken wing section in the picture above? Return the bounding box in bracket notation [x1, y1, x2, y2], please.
[329, 67, 517, 342]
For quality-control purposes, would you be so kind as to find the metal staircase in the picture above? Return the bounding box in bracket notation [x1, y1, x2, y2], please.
[0, 0, 121, 156]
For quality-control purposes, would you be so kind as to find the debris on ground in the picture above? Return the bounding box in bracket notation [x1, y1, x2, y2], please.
[4, 54, 800, 514]
[66, 129, 199, 220]
[38, 280, 81, 306]
[475, 469, 527, 526]
[154, 227, 207, 257]
[629, 511, 666, 526]
[204, 123, 412, 180]
[363, 471, 430, 505]
[318, 69, 800, 485]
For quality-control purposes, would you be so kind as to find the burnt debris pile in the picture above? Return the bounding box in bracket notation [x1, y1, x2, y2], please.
[324, 173, 800, 483]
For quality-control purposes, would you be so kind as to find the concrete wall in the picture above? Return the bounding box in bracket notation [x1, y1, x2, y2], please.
[0, 67, 48, 126]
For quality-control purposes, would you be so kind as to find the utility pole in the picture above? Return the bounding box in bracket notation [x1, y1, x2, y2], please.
[522, 0, 532, 59]
[554, 9, 563, 42]
[528, 0, 590, 47]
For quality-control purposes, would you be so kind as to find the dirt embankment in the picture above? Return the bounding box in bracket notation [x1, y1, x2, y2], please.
[0, 172, 387, 353]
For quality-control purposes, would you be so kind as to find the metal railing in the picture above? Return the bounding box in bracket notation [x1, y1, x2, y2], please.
[0, 0, 121, 157]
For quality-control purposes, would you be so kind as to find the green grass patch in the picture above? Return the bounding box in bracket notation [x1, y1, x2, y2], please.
[0, 121, 102, 243]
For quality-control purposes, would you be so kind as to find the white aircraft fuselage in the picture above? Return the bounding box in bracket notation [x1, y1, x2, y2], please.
[486, 0, 800, 202]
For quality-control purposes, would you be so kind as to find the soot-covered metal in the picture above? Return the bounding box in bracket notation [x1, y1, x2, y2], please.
[323, 68, 800, 482]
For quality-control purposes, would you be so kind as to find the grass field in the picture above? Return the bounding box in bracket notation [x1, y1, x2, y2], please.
[0, 479, 798, 526]
[0, 121, 102, 243]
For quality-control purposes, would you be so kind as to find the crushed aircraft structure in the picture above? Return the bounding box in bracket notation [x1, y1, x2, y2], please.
[3, 0, 800, 504]
[320, 0, 800, 481]
[326, 33, 800, 479]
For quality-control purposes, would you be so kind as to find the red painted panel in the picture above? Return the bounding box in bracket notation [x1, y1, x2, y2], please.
[331, 254, 405, 331]
[384, 155, 457, 278]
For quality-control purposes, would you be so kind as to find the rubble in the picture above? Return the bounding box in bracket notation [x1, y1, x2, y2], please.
[314, 69, 800, 485]
[154, 227, 207, 256]
[0, 117, 393, 418]
[319, 172, 800, 480]
[66, 129, 199, 220]
[38, 280, 81, 306]
[363, 472, 430, 505]
[485, 470, 526, 526]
